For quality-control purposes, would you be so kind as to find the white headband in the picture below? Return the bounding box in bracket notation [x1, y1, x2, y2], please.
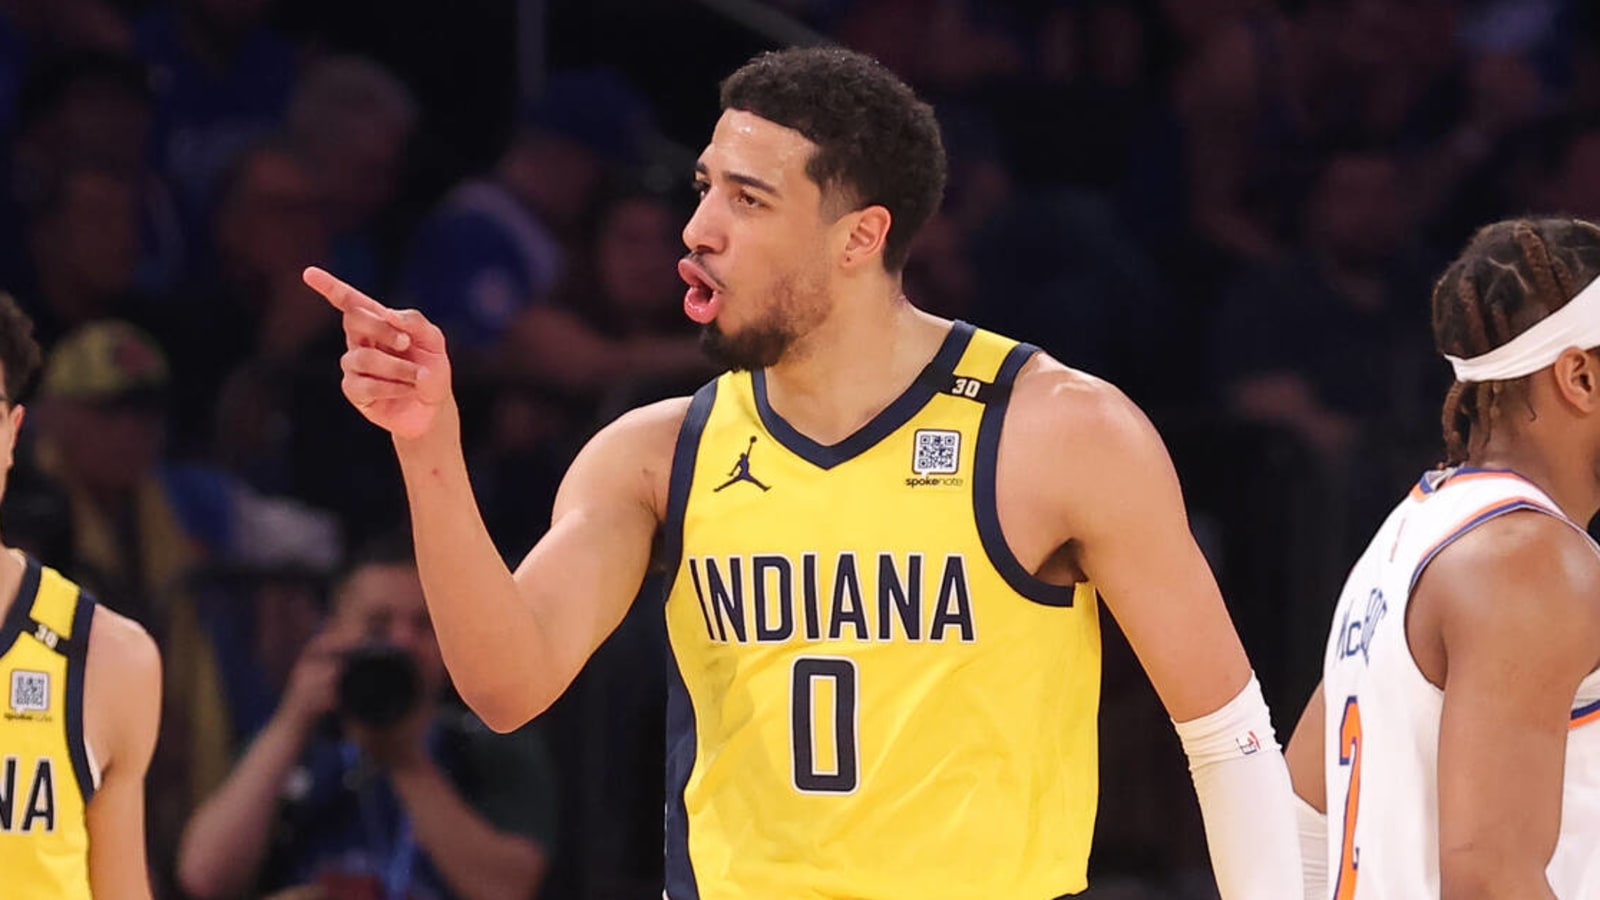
[1445, 274, 1600, 382]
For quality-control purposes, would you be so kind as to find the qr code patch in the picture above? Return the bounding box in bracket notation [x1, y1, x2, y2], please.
[10, 670, 48, 713]
[912, 429, 961, 476]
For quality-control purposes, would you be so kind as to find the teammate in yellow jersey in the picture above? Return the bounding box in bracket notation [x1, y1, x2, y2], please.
[306, 47, 1301, 898]
[0, 293, 162, 900]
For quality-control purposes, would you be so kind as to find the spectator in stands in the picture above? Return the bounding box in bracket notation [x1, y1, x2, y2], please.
[135, 0, 299, 243]
[3, 50, 184, 296]
[398, 68, 705, 401]
[27, 318, 237, 893]
[1211, 147, 1434, 462]
[285, 55, 419, 294]
[150, 139, 331, 453]
[178, 536, 556, 900]
[13, 163, 150, 348]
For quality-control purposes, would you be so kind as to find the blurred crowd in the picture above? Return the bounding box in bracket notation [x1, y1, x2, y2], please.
[0, 0, 1597, 897]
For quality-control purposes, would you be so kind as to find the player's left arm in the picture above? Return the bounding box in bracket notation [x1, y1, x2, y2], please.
[1011, 361, 1301, 897]
[84, 605, 163, 900]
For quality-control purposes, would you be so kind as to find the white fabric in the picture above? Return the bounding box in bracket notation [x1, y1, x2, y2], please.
[84, 738, 102, 790]
[1295, 794, 1329, 900]
[1445, 273, 1600, 382]
[1173, 674, 1303, 899]
[1320, 468, 1600, 898]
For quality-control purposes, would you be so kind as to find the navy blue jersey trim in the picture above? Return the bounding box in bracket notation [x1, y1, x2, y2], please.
[662, 381, 719, 575]
[65, 591, 96, 805]
[973, 343, 1077, 607]
[751, 321, 976, 470]
[661, 379, 717, 900]
[1416, 465, 1529, 496]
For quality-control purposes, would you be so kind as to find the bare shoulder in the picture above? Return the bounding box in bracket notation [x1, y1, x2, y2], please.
[594, 395, 695, 449]
[86, 603, 161, 685]
[1424, 511, 1600, 606]
[84, 602, 162, 771]
[1006, 353, 1168, 468]
[559, 395, 697, 521]
[1416, 509, 1600, 691]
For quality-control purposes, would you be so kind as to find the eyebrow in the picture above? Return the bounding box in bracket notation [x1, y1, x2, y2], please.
[695, 161, 780, 198]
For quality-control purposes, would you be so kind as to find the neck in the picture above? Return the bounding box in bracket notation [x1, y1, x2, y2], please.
[762, 279, 949, 446]
[0, 544, 27, 626]
[1471, 431, 1600, 526]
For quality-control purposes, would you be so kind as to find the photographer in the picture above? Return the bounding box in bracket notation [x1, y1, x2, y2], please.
[177, 537, 555, 900]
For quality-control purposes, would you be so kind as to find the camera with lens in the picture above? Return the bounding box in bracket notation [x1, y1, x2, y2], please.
[337, 642, 422, 728]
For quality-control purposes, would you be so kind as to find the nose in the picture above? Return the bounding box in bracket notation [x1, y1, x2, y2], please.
[682, 192, 725, 256]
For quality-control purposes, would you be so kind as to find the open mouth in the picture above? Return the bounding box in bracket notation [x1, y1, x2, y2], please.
[678, 257, 723, 325]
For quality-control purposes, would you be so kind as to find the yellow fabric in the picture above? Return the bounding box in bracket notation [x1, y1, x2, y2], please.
[663, 326, 1102, 899]
[0, 560, 93, 899]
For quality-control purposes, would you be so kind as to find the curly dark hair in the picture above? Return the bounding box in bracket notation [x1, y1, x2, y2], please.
[0, 293, 42, 406]
[720, 47, 947, 273]
[1432, 217, 1600, 465]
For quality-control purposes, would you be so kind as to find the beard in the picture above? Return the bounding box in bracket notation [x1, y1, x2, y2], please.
[699, 320, 793, 371]
[698, 269, 827, 371]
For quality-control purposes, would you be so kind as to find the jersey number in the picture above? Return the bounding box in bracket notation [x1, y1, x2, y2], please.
[791, 657, 858, 793]
[1334, 696, 1363, 900]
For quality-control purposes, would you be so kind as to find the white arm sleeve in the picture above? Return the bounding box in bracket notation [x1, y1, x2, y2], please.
[1295, 794, 1329, 900]
[1172, 674, 1303, 900]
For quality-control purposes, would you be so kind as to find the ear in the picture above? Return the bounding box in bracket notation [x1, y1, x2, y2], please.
[0, 404, 20, 470]
[1553, 347, 1600, 411]
[839, 205, 893, 271]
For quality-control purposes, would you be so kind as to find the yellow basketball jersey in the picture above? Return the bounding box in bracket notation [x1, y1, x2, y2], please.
[661, 322, 1102, 899]
[0, 556, 97, 900]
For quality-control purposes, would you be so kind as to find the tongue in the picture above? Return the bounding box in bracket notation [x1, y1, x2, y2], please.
[684, 287, 720, 324]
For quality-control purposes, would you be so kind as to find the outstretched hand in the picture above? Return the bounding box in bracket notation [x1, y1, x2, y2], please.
[303, 267, 453, 440]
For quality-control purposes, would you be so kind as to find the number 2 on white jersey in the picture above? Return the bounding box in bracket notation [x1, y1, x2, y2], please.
[1333, 696, 1363, 899]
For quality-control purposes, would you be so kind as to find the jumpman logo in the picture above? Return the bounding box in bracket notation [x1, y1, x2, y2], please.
[715, 436, 771, 492]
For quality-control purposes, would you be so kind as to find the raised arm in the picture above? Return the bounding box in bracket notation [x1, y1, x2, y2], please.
[305, 267, 684, 732]
[1004, 360, 1300, 898]
[1413, 513, 1600, 900]
[85, 606, 162, 900]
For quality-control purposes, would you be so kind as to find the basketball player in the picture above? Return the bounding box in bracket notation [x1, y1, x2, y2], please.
[1286, 218, 1600, 898]
[0, 293, 163, 899]
[307, 47, 1301, 897]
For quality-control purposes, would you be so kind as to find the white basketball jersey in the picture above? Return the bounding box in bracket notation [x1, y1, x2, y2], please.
[1320, 467, 1600, 899]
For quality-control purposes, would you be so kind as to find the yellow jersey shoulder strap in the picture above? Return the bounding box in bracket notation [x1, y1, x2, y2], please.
[26, 560, 92, 652]
[6, 555, 99, 802]
[931, 325, 1030, 405]
[955, 331, 1084, 608]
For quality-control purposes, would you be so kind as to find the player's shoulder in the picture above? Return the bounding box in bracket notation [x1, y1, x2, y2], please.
[592, 395, 696, 454]
[1426, 508, 1600, 598]
[1007, 351, 1163, 458]
[85, 602, 161, 684]
[570, 394, 699, 516]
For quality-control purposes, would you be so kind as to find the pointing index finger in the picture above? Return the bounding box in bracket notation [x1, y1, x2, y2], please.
[303, 266, 393, 320]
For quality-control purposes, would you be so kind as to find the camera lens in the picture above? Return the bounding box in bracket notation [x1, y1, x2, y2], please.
[337, 643, 421, 728]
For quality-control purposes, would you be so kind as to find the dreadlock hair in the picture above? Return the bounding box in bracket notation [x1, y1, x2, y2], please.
[1433, 217, 1600, 465]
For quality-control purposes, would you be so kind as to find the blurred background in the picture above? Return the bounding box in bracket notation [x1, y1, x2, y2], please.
[1, 0, 1598, 897]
